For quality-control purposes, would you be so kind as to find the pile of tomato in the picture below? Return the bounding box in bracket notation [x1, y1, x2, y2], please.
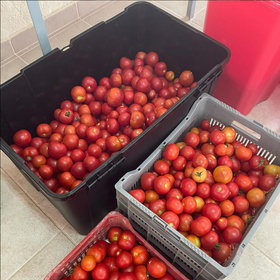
[61, 227, 175, 280]
[10, 51, 197, 194]
[129, 120, 279, 264]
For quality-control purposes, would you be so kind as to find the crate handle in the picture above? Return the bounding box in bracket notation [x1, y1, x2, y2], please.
[231, 121, 261, 140]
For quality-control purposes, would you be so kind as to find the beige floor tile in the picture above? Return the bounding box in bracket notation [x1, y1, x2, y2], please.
[247, 85, 280, 135]
[49, 20, 91, 50]
[1, 151, 68, 230]
[250, 194, 280, 265]
[187, 21, 203, 32]
[62, 223, 86, 245]
[0, 56, 27, 84]
[195, 0, 208, 14]
[9, 232, 75, 280]
[83, 1, 136, 26]
[226, 244, 280, 280]
[0, 169, 59, 280]
[20, 45, 43, 65]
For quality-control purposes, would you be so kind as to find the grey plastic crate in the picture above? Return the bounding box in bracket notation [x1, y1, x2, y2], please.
[115, 94, 280, 280]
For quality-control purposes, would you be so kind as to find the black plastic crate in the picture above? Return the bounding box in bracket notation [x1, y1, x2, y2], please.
[0, 2, 229, 234]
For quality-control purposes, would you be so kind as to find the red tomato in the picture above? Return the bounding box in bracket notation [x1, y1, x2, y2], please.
[232, 196, 249, 214]
[106, 136, 122, 152]
[201, 231, 219, 250]
[153, 160, 170, 175]
[160, 211, 180, 229]
[48, 142, 67, 159]
[39, 164, 53, 180]
[71, 86, 87, 103]
[184, 132, 200, 148]
[201, 143, 215, 155]
[22, 146, 38, 161]
[247, 143, 258, 155]
[192, 153, 208, 169]
[178, 213, 193, 232]
[213, 166, 233, 184]
[145, 190, 159, 203]
[180, 145, 195, 160]
[140, 172, 157, 190]
[119, 272, 137, 280]
[59, 109, 74, 124]
[210, 130, 225, 145]
[235, 146, 253, 162]
[107, 242, 122, 257]
[147, 257, 167, 278]
[163, 144, 180, 161]
[166, 197, 183, 215]
[130, 111, 145, 129]
[91, 263, 110, 280]
[107, 227, 123, 243]
[153, 176, 172, 195]
[172, 156, 187, 171]
[212, 243, 231, 263]
[87, 244, 106, 263]
[57, 156, 73, 172]
[149, 199, 166, 216]
[71, 266, 89, 280]
[131, 245, 149, 265]
[36, 123, 52, 138]
[182, 196, 197, 214]
[191, 216, 212, 237]
[202, 203, 221, 222]
[249, 155, 268, 170]
[196, 183, 210, 198]
[205, 154, 217, 170]
[116, 251, 133, 269]
[219, 200, 235, 217]
[166, 188, 183, 200]
[118, 231, 136, 250]
[180, 178, 197, 196]
[235, 174, 253, 192]
[222, 226, 242, 244]
[217, 156, 233, 169]
[216, 217, 228, 231]
[259, 174, 276, 191]
[222, 127, 236, 143]
[13, 129, 32, 147]
[227, 215, 245, 233]
[129, 189, 145, 203]
[200, 120, 210, 130]
[210, 184, 230, 201]
[227, 182, 239, 198]
[246, 188, 266, 208]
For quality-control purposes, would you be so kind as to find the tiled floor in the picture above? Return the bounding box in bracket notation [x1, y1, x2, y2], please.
[1, 1, 280, 280]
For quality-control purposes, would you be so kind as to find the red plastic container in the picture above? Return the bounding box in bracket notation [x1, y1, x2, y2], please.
[44, 211, 189, 280]
[204, 0, 280, 114]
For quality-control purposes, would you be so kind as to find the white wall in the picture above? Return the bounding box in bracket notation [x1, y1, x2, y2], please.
[1, 1, 74, 42]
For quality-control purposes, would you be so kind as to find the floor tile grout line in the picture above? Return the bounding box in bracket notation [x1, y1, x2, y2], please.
[250, 242, 280, 267]
[6, 230, 63, 280]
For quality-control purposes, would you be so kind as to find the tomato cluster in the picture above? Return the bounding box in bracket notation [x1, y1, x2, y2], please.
[62, 227, 174, 280]
[129, 120, 279, 264]
[11, 51, 197, 194]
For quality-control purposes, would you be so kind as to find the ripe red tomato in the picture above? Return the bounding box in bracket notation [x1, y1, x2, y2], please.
[249, 155, 268, 170]
[184, 132, 200, 148]
[216, 217, 228, 231]
[212, 243, 231, 263]
[147, 257, 167, 278]
[116, 251, 133, 269]
[87, 244, 106, 263]
[57, 156, 73, 172]
[160, 211, 180, 229]
[71, 86, 87, 103]
[58, 171, 75, 189]
[222, 127, 236, 143]
[172, 156, 186, 171]
[191, 216, 212, 237]
[192, 153, 208, 169]
[202, 203, 221, 222]
[247, 143, 258, 155]
[232, 196, 249, 214]
[219, 200, 235, 217]
[91, 263, 110, 280]
[259, 174, 276, 191]
[153, 160, 170, 175]
[81, 255, 96, 272]
[71, 266, 89, 280]
[210, 130, 225, 145]
[13, 129, 32, 147]
[235, 174, 253, 192]
[149, 199, 166, 216]
[178, 213, 193, 232]
[180, 178, 197, 196]
[118, 231, 136, 250]
[206, 154, 217, 170]
[129, 189, 145, 203]
[196, 183, 210, 198]
[106, 136, 122, 152]
[39, 164, 54, 180]
[210, 184, 230, 201]
[227, 182, 239, 198]
[107, 242, 122, 257]
[131, 245, 149, 265]
[235, 145, 253, 162]
[153, 176, 172, 195]
[222, 226, 242, 244]
[107, 227, 123, 243]
[163, 144, 180, 161]
[48, 142, 67, 159]
[201, 231, 219, 250]
[227, 215, 245, 233]
[182, 196, 197, 214]
[140, 172, 157, 190]
[180, 145, 195, 160]
[217, 155, 233, 169]
[82, 76, 97, 92]
[22, 146, 38, 161]
[166, 197, 183, 215]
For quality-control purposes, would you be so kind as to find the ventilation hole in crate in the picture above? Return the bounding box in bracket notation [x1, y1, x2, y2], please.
[121, 178, 125, 181]
[137, 168, 141, 171]
[244, 139, 250, 146]
[270, 155, 277, 164]
[163, 141, 167, 145]
[257, 147, 263, 156]
[185, 117, 189, 121]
